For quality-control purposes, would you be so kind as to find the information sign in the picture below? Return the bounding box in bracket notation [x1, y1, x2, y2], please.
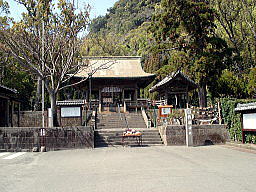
[61, 107, 81, 117]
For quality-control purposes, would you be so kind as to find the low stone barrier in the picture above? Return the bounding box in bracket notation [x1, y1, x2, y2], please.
[13, 110, 86, 127]
[158, 125, 229, 146]
[0, 126, 94, 152]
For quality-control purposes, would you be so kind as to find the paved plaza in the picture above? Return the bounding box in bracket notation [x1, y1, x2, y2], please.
[0, 145, 256, 192]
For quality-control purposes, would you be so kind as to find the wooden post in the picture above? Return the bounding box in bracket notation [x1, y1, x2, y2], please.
[6, 99, 9, 127]
[124, 101, 126, 113]
[135, 89, 138, 112]
[217, 101, 222, 125]
[186, 86, 189, 108]
[11, 100, 14, 127]
[18, 102, 20, 127]
[165, 91, 168, 106]
[99, 89, 102, 113]
[122, 89, 125, 105]
[175, 95, 178, 109]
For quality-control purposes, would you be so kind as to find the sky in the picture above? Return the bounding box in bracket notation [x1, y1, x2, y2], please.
[8, 0, 118, 21]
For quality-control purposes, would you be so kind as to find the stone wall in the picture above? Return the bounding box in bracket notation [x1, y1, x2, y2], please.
[192, 125, 229, 145]
[13, 111, 46, 127]
[0, 126, 94, 152]
[158, 125, 229, 146]
[13, 110, 85, 127]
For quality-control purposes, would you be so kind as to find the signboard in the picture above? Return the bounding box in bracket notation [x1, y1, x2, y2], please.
[161, 107, 171, 115]
[243, 113, 256, 130]
[61, 107, 81, 117]
[102, 87, 122, 93]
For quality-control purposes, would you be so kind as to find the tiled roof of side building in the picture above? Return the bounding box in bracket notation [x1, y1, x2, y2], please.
[235, 102, 256, 112]
[0, 85, 18, 94]
[56, 100, 86, 106]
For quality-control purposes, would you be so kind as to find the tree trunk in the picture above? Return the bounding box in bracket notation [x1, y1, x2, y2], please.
[49, 92, 59, 127]
[34, 76, 42, 111]
[198, 85, 207, 108]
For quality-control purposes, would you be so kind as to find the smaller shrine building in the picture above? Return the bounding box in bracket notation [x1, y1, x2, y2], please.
[149, 71, 198, 108]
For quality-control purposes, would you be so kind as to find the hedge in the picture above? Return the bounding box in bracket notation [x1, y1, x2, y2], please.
[220, 98, 256, 143]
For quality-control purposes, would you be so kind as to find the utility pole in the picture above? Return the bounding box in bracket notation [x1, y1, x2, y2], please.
[42, 19, 45, 127]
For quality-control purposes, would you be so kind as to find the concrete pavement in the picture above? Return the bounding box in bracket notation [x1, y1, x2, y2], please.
[0, 145, 256, 192]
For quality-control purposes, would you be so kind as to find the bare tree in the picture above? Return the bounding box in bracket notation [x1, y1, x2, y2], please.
[0, 0, 113, 127]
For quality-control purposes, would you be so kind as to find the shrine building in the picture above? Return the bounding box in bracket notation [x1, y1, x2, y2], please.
[73, 56, 155, 112]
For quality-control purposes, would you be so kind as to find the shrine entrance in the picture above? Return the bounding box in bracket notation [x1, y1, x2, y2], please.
[101, 87, 122, 112]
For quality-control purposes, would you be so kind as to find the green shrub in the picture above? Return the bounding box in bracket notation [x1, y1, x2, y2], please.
[220, 98, 256, 142]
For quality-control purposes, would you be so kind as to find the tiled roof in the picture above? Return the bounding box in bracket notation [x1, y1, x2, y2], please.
[149, 70, 197, 93]
[74, 56, 155, 79]
[235, 102, 256, 112]
[57, 100, 86, 106]
[0, 85, 17, 94]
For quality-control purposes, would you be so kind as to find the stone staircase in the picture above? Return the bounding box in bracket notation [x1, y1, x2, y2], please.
[125, 112, 147, 128]
[97, 112, 147, 130]
[94, 128, 164, 147]
[95, 112, 163, 147]
[97, 113, 127, 129]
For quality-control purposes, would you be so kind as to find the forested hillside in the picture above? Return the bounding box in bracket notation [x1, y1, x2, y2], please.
[84, 0, 256, 105]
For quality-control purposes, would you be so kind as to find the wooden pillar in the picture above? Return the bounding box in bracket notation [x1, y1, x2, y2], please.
[11, 100, 14, 127]
[18, 102, 20, 127]
[122, 89, 125, 104]
[175, 95, 178, 109]
[135, 88, 138, 112]
[186, 86, 189, 108]
[99, 88, 102, 113]
[165, 91, 168, 105]
[86, 90, 89, 103]
[124, 101, 126, 113]
[6, 99, 9, 127]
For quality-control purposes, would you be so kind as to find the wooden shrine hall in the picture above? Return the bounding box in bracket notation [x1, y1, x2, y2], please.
[73, 56, 155, 112]
[149, 71, 198, 109]
[0, 85, 20, 127]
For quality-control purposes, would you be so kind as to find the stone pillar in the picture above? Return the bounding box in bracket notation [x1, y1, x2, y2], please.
[185, 108, 193, 147]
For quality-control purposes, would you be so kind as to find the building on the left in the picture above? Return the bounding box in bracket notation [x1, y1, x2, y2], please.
[0, 85, 20, 127]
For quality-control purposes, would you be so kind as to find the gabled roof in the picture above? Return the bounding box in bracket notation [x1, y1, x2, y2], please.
[74, 56, 155, 79]
[235, 102, 256, 112]
[0, 85, 17, 94]
[149, 70, 198, 93]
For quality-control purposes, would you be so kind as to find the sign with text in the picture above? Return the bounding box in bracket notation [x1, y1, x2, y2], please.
[61, 107, 81, 117]
[243, 113, 256, 130]
[185, 108, 193, 147]
[161, 107, 171, 115]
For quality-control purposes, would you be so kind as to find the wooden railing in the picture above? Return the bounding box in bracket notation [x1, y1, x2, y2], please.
[191, 106, 221, 125]
[125, 99, 149, 108]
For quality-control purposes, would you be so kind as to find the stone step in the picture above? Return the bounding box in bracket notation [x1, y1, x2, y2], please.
[94, 128, 163, 148]
[95, 133, 160, 136]
[95, 129, 160, 133]
[95, 138, 162, 143]
[95, 134, 162, 138]
[95, 141, 164, 147]
[95, 144, 164, 147]
[95, 141, 163, 147]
